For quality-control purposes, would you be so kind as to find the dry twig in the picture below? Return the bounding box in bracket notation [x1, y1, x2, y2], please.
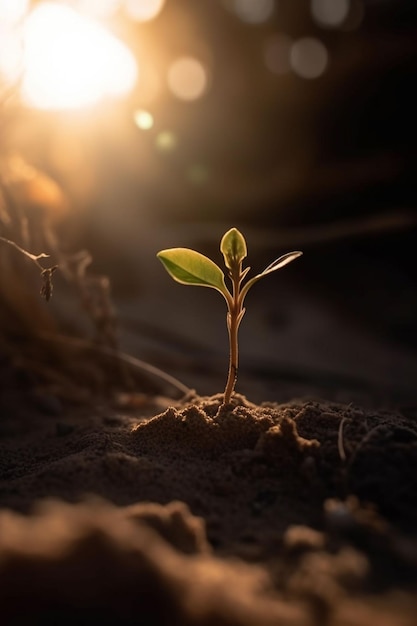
[0, 235, 58, 301]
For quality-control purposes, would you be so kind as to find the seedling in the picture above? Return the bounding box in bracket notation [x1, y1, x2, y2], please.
[157, 228, 302, 404]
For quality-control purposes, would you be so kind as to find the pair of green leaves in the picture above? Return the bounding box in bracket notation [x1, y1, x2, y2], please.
[157, 227, 302, 305]
[157, 228, 302, 403]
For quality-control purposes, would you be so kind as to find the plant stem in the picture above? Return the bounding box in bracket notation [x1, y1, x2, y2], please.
[0, 235, 49, 271]
[224, 308, 238, 404]
[223, 266, 242, 404]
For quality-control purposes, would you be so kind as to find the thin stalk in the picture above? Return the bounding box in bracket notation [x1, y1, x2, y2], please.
[0, 235, 49, 271]
[1, 235, 58, 301]
[223, 265, 243, 404]
[37, 331, 191, 397]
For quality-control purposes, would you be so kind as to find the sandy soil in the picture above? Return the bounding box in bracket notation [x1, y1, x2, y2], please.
[1, 387, 417, 626]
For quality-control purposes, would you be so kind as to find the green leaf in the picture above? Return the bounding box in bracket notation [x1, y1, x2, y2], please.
[239, 251, 302, 304]
[220, 228, 247, 270]
[157, 248, 229, 297]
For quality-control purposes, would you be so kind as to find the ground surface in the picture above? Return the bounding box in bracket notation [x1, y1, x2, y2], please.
[1, 388, 416, 626]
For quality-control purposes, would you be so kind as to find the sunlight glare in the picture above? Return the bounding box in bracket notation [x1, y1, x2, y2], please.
[0, 0, 29, 25]
[21, 3, 138, 110]
[0, 31, 23, 82]
[73, 0, 121, 19]
[167, 57, 208, 101]
[125, 0, 165, 22]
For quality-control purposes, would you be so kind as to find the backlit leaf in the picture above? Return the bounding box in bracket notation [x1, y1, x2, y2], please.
[220, 228, 247, 270]
[239, 251, 302, 304]
[157, 248, 229, 297]
[259, 251, 303, 277]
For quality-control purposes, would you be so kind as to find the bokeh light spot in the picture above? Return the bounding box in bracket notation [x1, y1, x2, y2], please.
[156, 131, 177, 152]
[167, 57, 208, 102]
[290, 37, 328, 79]
[73, 0, 121, 19]
[134, 109, 154, 129]
[263, 34, 292, 75]
[20, 3, 138, 110]
[233, 0, 274, 24]
[311, 0, 350, 28]
[0, 0, 29, 25]
[186, 164, 210, 185]
[125, 0, 165, 22]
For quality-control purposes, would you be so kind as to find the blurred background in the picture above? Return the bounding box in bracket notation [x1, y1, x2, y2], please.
[1, 0, 416, 408]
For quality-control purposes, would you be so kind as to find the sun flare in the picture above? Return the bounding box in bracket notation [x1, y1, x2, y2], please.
[18, 2, 138, 110]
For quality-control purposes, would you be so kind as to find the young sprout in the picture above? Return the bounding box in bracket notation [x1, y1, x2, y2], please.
[157, 228, 302, 404]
